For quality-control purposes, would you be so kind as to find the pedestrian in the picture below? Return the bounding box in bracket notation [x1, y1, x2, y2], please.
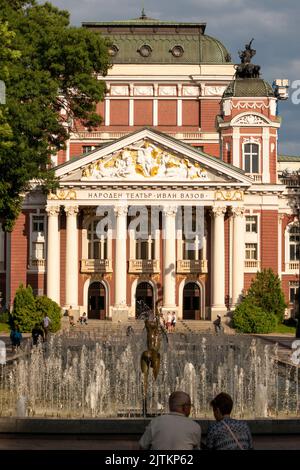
[79, 311, 88, 325]
[213, 315, 223, 335]
[166, 311, 172, 332]
[43, 313, 51, 340]
[10, 325, 22, 353]
[68, 305, 75, 326]
[139, 391, 201, 450]
[32, 323, 45, 346]
[171, 311, 176, 331]
[205, 392, 253, 450]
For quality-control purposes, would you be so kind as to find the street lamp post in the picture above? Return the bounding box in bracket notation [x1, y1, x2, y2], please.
[283, 169, 300, 337]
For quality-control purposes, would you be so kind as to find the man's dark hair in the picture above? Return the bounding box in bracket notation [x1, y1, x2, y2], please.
[210, 392, 233, 415]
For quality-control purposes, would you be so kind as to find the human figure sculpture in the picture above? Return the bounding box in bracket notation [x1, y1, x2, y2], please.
[140, 308, 168, 415]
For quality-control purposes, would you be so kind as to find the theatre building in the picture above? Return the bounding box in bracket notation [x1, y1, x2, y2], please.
[0, 15, 299, 321]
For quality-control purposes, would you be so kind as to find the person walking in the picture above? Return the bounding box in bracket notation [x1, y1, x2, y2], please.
[213, 315, 223, 335]
[43, 314, 51, 340]
[32, 323, 45, 346]
[10, 325, 22, 353]
[206, 392, 253, 450]
[139, 391, 201, 450]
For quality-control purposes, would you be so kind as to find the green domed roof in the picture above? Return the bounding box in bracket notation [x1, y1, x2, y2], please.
[223, 78, 275, 98]
[83, 19, 232, 64]
[200, 35, 231, 63]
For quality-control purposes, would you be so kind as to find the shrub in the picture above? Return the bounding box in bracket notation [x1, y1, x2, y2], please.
[233, 298, 277, 333]
[247, 269, 286, 323]
[0, 310, 9, 323]
[12, 284, 38, 332]
[35, 296, 61, 332]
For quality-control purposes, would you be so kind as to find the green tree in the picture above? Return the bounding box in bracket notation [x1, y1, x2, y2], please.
[232, 297, 277, 334]
[247, 268, 287, 323]
[0, 0, 110, 231]
[35, 296, 61, 332]
[12, 284, 37, 332]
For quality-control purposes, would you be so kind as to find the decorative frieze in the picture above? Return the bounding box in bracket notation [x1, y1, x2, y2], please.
[134, 86, 153, 96]
[110, 85, 129, 96]
[215, 189, 244, 201]
[48, 190, 77, 200]
[234, 114, 268, 126]
[158, 86, 177, 96]
[182, 86, 200, 97]
[203, 86, 227, 96]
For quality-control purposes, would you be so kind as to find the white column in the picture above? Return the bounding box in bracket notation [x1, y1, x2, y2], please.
[177, 99, 182, 127]
[232, 206, 245, 306]
[162, 205, 177, 308]
[147, 235, 152, 260]
[154, 229, 160, 261]
[129, 99, 134, 126]
[65, 205, 79, 308]
[177, 229, 183, 260]
[46, 205, 60, 304]
[153, 99, 158, 126]
[211, 206, 226, 318]
[262, 127, 270, 183]
[100, 235, 105, 259]
[105, 99, 110, 126]
[194, 235, 200, 261]
[278, 214, 284, 279]
[201, 230, 207, 261]
[232, 128, 240, 167]
[114, 205, 128, 306]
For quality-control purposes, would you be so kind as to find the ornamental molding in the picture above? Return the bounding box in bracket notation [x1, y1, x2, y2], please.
[162, 205, 178, 217]
[158, 86, 177, 96]
[134, 86, 153, 96]
[231, 101, 271, 110]
[242, 137, 261, 145]
[203, 86, 227, 96]
[182, 86, 200, 97]
[48, 190, 77, 200]
[64, 205, 79, 216]
[212, 206, 227, 217]
[114, 205, 128, 217]
[233, 114, 269, 126]
[231, 206, 245, 217]
[45, 205, 60, 216]
[110, 86, 129, 96]
[215, 190, 244, 201]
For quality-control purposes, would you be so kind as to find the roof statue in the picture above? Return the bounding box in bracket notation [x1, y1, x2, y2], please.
[235, 39, 261, 79]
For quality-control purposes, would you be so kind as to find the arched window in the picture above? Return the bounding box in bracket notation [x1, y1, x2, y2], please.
[87, 220, 107, 259]
[244, 143, 259, 174]
[289, 225, 300, 261]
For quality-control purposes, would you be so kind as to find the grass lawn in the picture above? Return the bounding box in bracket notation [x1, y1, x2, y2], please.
[0, 322, 9, 333]
[273, 323, 296, 334]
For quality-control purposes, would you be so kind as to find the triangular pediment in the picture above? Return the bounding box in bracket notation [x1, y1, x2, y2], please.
[55, 128, 252, 187]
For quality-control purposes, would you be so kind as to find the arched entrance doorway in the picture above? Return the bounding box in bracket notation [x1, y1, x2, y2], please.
[183, 282, 200, 320]
[135, 282, 154, 318]
[88, 282, 106, 320]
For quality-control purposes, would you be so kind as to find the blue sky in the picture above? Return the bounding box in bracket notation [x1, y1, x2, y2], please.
[42, 0, 300, 155]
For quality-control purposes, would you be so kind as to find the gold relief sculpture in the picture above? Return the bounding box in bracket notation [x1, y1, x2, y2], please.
[80, 139, 208, 181]
[48, 189, 77, 200]
[215, 189, 244, 201]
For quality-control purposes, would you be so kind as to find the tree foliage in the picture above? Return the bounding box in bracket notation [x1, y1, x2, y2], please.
[232, 297, 277, 334]
[12, 283, 61, 332]
[0, 0, 110, 230]
[247, 268, 287, 322]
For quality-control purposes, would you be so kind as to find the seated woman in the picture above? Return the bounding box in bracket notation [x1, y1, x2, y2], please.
[79, 311, 88, 325]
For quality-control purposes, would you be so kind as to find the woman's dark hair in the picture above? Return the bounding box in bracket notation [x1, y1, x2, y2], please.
[210, 392, 233, 415]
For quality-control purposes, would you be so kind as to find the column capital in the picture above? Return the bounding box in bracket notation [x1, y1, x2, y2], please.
[278, 213, 284, 223]
[64, 205, 79, 216]
[163, 205, 178, 217]
[231, 206, 245, 218]
[211, 206, 226, 217]
[46, 205, 60, 216]
[114, 204, 128, 217]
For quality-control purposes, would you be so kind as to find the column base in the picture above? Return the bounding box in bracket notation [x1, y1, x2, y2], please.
[111, 305, 129, 322]
[210, 306, 227, 322]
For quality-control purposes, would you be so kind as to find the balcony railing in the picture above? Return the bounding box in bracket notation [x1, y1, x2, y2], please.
[244, 260, 260, 269]
[81, 259, 113, 273]
[288, 261, 299, 271]
[245, 173, 262, 183]
[128, 259, 160, 273]
[176, 259, 208, 274]
[29, 259, 46, 269]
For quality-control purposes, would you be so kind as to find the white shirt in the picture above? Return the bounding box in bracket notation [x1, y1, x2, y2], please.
[139, 412, 201, 450]
[43, 316, 51, 328]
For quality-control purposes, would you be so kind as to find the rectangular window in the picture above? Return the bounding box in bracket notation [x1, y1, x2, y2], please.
[33, 216, 44, 233]
[244, 143, 259, 174]
[245, 243, 257, 260]
[290, 286, 299, 304]
[33, 242, 44, 260]
[246, 216, 257, 233]
[82, 146, 95, 154]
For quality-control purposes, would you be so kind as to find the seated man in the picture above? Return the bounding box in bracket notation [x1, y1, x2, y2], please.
[139, 391, 201, 450]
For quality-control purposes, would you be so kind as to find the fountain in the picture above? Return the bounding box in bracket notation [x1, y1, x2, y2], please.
[0, 329, 299, 419]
